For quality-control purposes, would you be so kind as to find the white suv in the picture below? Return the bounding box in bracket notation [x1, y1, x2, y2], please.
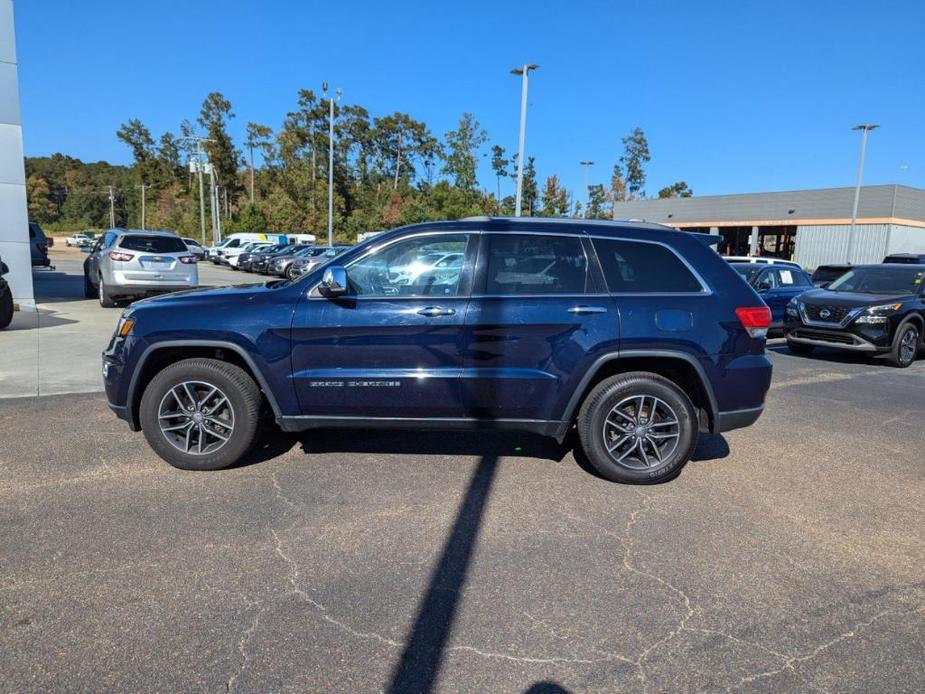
[83, 230, 199, 307]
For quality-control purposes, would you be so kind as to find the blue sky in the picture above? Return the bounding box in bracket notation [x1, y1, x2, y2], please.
[14, 0, 925, 201]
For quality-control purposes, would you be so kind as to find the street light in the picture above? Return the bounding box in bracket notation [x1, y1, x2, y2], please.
[322, 82, 342, 247]
[511, 64, 539, 217]
[846, 124, 878, 263]
[579, 160, 594, 218]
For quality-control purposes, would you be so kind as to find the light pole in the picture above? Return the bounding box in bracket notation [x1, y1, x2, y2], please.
[511, 64, 539, 217]
[579, 160, 594, 217]
[846, 124, 878, 263]
[323, 82, 342, 247]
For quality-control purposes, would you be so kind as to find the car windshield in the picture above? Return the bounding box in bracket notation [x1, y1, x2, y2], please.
[813, 267, 848, 283]
[118, 235, 187, 253]
[827, 266, 925, 294]
[731, 264, 761, 282]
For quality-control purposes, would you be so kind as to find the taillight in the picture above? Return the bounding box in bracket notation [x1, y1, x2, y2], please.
[736, 306, 772, 338]
[179, 255, 197, 264]
[108, 251, 134, 261]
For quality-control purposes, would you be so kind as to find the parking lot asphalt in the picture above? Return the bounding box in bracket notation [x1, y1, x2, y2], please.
[1, 345, 923, 691]
[1, 248, 250, 398]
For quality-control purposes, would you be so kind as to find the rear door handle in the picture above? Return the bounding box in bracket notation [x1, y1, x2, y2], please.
[417, 306, 456, 317]
[568, 306, 608, 315]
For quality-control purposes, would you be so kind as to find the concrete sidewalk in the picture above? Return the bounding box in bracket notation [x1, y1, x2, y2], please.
[0, 248, 245, 398]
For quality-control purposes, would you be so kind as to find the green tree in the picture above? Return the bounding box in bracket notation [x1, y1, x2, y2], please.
[540, 175, 569, 217]
[442, 113, 487, 192]
[658, 181, 693, 198]
[490, 145, 509, 200]
[372, 113, 439, 190]
[26, 175, 56, 223]
[116, 119, 155, 163]
[619, 127, 650, 198]
[197, 92, 240, 196]
[586, 183, 609, 219]
[521, 156, 538, 216]
[245, 122, 273, 202]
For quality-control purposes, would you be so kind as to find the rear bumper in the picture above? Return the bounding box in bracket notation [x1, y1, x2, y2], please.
[716, 405, 764, 432]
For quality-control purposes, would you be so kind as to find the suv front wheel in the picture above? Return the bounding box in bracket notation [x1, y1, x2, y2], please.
[578, 372, 699, 484]
[139, 358, 262, 470]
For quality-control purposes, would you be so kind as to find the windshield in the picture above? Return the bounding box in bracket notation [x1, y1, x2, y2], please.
[731, 265, 761, 282]
[827, 266, 925, 294]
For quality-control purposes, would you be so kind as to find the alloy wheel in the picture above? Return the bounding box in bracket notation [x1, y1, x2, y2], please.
[601, 394, 681, 470]
[157, 380, 235, 455]
[900, 327, 918, 365]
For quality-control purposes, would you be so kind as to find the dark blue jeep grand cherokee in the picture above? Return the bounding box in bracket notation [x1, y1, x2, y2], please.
[103, 218, 772, 484]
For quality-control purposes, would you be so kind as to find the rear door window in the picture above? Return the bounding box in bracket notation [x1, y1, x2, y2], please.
[118, 235, 187, 253]
[484, 234, 589, 294]
[593, 238, 703, 293]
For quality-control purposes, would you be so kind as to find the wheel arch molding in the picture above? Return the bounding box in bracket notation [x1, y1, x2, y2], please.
[560, 350, 720, 435]
[126, 340, 283, 430]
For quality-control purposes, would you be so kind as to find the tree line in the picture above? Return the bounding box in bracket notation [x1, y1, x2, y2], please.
[24, 90, 693, 243]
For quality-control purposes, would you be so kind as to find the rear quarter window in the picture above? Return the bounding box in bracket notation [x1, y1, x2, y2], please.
[118, 235, 187, 253]
[593, 238, 703, 293]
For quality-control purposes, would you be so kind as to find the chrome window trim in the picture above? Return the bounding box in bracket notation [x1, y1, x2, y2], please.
[586, 233, 713, 296]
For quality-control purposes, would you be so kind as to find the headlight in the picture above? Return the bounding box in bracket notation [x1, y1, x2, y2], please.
[786, 298, 801, 317]
[854, 303, 902, 325]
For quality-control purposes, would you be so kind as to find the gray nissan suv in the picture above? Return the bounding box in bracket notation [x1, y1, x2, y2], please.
[83, 229, 199, 307]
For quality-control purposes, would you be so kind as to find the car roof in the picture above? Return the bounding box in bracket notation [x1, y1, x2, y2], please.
[884, 253, 925, 259]
[114, 229, 179, 238]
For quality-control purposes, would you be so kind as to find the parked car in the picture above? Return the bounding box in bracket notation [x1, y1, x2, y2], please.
[65, 233, 92, 247]
[810, 263, 852, 288]
[83, 229, 199, 308]
[206, 233, 287, 263]
[226, 242, 273, 269]
[182, 237, 206, 259]
[730, 262, 813, 331]
[0, 255, 13, 329]
[288, 246, 350, 279]
[724, 256, 801, 267]
[240, 244, 287, 273]
[882, 253, 925, 265]
[102, 217, 773, 483]
[30, 223, 51, 267]
[784, 263, 925, 367]
[268, 245, 321, 277]
[250, 245, 300, 274]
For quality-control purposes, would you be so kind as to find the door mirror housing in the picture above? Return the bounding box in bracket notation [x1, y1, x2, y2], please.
[756, 280, 771, 292]
[319, 265, 348, 297]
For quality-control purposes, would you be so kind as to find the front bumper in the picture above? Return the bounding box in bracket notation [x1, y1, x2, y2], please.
[786, 328, 880, 352]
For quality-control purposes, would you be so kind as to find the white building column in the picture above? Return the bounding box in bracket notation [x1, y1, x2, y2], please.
[749, 226, 759, 256]
[0, 0, 33, 311]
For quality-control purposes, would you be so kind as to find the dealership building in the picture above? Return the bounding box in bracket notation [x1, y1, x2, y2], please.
[612, 184, 925, 269]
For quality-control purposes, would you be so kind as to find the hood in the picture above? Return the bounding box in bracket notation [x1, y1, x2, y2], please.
[800, 288, 914, 307]
[130, 280, 289, 308]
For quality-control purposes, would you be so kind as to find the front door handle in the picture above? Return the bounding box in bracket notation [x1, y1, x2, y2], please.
[568, 305, 608, 315]
[417, 306, 456, 317]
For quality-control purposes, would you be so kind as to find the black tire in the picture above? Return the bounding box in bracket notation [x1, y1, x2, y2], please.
[577, 372, 699, 484]
[83, 272, 95, 299]
[888, 322, 920, 368]
[286, 265, 298, 280]
[0, 283, 13, 330]
[98, 275, 117, 308]
[139, 358, 262, 471]
[787, 340, 814, 356]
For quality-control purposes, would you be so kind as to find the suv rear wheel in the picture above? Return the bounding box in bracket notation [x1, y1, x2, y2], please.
[98, 275, 117, 308]
[0, 282, 13, 329]
[139, 358, 262, 470]
[577, 372, 699, 484]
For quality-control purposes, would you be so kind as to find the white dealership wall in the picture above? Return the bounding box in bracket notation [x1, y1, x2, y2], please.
[0, 0, 33, 311]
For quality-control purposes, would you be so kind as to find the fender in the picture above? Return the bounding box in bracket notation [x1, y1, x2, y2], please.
[126, 339, 284, 429]
[558, 349, 720, 436]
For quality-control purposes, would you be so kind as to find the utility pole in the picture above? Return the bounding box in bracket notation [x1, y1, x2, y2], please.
[510, 64, 539, 217]
[107, 185, 116, 228]
[323, 82, 342, 247]
[182, 136, 215, 244]
[579, 161, 594, 218]
[846, 124, 878, 263]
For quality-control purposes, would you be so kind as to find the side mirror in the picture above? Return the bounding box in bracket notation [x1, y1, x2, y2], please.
[319, 265, 348, 297]
[819, 281, 831, 289]
[756, 281, 771, 292]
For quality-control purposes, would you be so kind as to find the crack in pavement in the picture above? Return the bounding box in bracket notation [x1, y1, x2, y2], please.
[731, 606, 925, 691]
